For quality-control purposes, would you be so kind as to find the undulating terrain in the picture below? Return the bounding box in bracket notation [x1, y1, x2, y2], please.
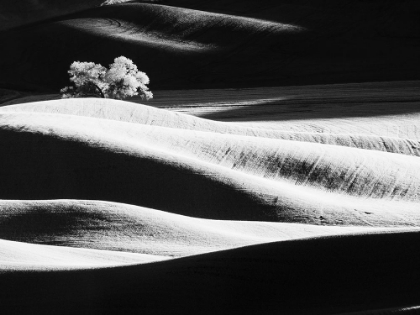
[1, 0, 420, 91]
[1, 1, 420, 314]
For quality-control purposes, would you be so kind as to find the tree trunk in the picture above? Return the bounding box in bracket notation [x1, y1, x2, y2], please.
[91, 83, 106, 98]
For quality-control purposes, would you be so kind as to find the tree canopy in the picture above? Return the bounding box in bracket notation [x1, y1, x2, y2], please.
[61, 56, 153, 100]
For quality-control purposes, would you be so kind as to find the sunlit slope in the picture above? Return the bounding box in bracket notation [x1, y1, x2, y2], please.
[1, 100, 420, 224]
[63, 3, 300, 50]
[3, 98, 420, 156]
[0, 1, 419, 91]
[1, 230, 419, 314]
[0, 239, 167, 271]
[0, 199, 385, 257]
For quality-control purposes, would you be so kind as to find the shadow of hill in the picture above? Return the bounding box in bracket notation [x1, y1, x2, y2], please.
[199, 91, 420, 122]
[0, 128, 277, 221]
[0, 0, 104, 31]
[0, 230, 419, 314]
[140, 81, 420, 122]
[0, 1, 419, 91]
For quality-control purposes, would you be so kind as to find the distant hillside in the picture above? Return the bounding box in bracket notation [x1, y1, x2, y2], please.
[0, 0, 105, 31]
[0, 0, 419, 91]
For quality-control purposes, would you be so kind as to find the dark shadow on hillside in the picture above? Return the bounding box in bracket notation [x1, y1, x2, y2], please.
[198, 95, 420, 122]
[1, 1, 420, 92]
[1, 231, 420, 314]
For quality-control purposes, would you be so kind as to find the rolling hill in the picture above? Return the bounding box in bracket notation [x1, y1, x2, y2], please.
[2, 99, 420, 224]
[0, 0, 419, 92]
[1, 1, 420, 313]
[1, 230, 420, 314]
[1, 96, 420, 313]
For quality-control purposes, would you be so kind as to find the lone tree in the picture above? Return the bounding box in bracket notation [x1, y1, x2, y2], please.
[61, 56, 153, 100]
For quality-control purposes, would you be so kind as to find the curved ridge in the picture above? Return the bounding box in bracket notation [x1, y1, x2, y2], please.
[2, 107, 420, 201]
[56, 3, 302, 53]
[1, 103, 420, 223]
[1, 230, 420, 314]
[65, 3, 303, 42]
[2, 99, 420, 157]
[0, 238, 167, 270]
[60, 17, 217, 52]
[0, 199, 386, 257]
